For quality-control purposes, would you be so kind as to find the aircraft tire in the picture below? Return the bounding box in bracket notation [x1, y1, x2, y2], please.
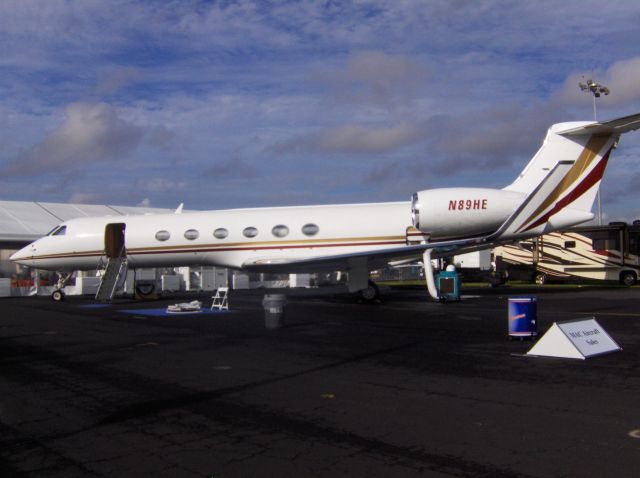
[359, 281, 380, 302]
[51, 289, 65, 302]
[534, 273, 547, 285]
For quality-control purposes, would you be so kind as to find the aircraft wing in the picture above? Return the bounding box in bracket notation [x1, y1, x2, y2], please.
[241, 236, 488, 274]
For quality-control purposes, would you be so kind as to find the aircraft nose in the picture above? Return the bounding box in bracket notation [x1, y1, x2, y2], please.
[10, 244, 34, 265]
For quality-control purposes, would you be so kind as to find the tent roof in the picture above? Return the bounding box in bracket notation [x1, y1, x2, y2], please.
[0, 201, 173, 243]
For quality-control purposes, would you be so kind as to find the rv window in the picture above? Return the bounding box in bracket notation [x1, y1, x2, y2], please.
[591, 230, 620, 251]
[564, 241, 576, 249]
[629, 232, 640, 254]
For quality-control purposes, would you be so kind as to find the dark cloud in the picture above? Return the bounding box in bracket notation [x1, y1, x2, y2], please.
[94, 67, 143, 95]
[201, 157, 259, 179]
[314, 50, 430, 110]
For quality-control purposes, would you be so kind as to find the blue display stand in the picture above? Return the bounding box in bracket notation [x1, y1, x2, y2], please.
[508, 296, 538, 339]
[436, 270, 460, 301]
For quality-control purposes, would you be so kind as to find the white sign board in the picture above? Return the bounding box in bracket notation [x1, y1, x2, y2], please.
[527, 318, 621, 360]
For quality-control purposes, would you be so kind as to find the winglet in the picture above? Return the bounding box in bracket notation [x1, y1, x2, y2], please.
[175, 203, 184, 214]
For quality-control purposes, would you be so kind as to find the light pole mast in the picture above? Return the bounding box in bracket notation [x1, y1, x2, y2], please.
[579, 78, 610, 225]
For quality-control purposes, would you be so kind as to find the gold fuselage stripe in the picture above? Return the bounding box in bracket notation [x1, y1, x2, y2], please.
[519, 134, 611, 230]
[24, 235, 408, 261]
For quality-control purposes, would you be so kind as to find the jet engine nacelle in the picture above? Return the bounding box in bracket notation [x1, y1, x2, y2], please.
[411, 188, 525, 239]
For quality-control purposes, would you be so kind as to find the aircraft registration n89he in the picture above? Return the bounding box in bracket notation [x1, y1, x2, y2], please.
[11, 113, 640, 301]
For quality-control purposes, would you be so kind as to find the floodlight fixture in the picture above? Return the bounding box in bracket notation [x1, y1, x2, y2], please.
[579, 78, 610, 115]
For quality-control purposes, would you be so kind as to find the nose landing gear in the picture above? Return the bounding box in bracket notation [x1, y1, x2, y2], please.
[51, 272, 73, 302]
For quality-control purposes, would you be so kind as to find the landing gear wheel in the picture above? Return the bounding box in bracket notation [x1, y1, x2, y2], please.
[620, 271, 636, 286]
[534, 273, 547, 285]
[359, 281, 380, 302]
[51, 289, 65, 302]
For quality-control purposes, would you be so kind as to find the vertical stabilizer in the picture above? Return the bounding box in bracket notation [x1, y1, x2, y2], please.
[496, 113, 640, 239]
[504, 122, 616, 215]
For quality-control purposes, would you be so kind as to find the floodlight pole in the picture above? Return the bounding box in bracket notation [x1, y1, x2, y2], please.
[580, 79, 609, 226]
[594, 94, 601, 226]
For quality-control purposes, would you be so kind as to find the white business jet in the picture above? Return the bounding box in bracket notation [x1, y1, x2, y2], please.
[11, 113, 640, 301]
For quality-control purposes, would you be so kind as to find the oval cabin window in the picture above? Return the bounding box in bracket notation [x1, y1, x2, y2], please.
[213, 228, 229, 239]
[302, 223, 319, 236]
[155, 230, 170, 241]
[272, 225, 289, 238]
[243, 227, 258, 238]
[184, 229, 199, 240]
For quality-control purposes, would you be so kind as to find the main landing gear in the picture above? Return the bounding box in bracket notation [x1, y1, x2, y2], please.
[359, 280, 380, 302]
[51, 272, 73, 302]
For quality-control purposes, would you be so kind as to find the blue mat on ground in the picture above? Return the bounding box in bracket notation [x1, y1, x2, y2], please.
[117, 308, 231, 317]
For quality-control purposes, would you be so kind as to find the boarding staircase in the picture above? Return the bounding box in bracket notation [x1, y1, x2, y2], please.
[95, 256, 127, 302]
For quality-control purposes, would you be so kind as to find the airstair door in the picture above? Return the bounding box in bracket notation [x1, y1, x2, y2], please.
[96, 223, 127, 302]
[105, 223, 126, 259]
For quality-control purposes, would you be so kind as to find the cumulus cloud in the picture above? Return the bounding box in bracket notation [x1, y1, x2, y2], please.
[2, 102, 144, 176]
[555, 56, 640, 107]
[272, 123, 422, 155]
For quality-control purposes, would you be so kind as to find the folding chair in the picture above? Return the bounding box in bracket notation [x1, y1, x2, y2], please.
[211, 287, 229, 310]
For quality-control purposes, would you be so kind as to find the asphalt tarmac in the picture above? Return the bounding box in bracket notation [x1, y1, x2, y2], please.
[1, 286, 639, 477]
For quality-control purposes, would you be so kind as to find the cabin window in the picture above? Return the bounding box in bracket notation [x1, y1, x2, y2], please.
[302, 223, 319, 236]
[155, 230, 170, 242]
[50, 225, 67, 236]
[272, 225, 289, 238]
[213, 228, 229, 239]
[564, 241, 576, 249]
[243, 227, 258, 238]
[184, 229, 199, 240]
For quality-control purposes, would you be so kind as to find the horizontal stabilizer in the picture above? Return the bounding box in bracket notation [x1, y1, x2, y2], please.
[557, 112, 640, 136]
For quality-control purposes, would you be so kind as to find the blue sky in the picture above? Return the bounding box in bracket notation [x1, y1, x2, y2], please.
[2, 0, 640, 221]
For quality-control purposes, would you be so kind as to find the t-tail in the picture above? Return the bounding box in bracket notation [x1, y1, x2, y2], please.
[493, 112, 640, 241]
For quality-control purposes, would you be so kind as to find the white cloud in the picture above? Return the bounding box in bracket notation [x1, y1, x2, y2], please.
[314, 51, 430, 110]
[3, 102, 143, 175]
[556, 56, 640, 107]
[273, 123, 421, 155]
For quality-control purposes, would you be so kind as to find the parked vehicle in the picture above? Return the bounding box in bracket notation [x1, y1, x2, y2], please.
[494, 222, 640, 285]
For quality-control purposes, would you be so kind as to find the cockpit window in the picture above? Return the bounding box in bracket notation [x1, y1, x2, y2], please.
[48, 225, 67, 236]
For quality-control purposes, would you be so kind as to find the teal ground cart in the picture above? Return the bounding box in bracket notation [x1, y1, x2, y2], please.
[436, 270, 460, 301]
